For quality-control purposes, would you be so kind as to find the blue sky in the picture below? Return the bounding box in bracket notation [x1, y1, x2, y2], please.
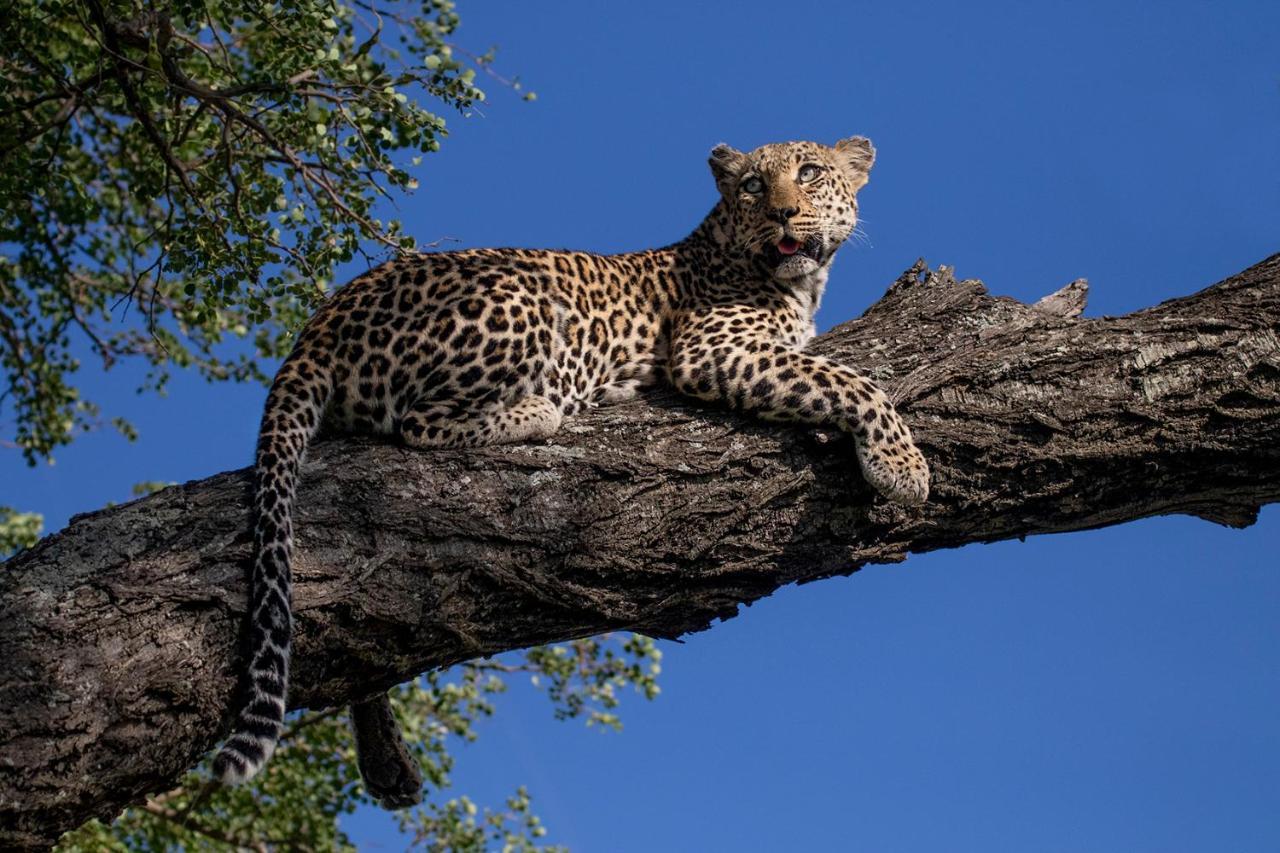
[6, 0, 1280, 850]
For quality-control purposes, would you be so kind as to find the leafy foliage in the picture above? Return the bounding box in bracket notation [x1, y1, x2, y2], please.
[1, 0, 529, 465]
[526, 633, 664, 730]
[56, 636, 661, 850]
[0, 506, 43, 553]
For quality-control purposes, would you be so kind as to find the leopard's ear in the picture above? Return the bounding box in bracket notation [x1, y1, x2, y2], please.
[833, 136, 876, 191]
[708, 143, 748, 196]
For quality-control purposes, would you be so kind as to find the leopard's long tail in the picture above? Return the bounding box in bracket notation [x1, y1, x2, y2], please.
[213, 352, 332, 785]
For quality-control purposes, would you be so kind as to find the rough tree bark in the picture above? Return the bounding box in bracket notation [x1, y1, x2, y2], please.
[3, 255, 1279, 849]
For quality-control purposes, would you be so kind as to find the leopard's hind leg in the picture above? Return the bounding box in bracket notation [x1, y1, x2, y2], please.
[399, 394, 563, 448]
[351, 693, 422, 809]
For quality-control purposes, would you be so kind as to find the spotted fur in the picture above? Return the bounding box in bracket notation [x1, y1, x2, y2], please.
[213, 136, 930, 790]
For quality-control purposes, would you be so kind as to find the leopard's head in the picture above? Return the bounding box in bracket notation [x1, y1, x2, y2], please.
[708, 137, 874, 280]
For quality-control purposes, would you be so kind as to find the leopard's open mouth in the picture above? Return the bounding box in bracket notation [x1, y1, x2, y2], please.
[765, 234, 824, 268]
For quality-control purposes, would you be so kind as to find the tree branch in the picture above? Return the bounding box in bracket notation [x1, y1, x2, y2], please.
[139, 801, 268, 852]
[2, 255, 1278, 849]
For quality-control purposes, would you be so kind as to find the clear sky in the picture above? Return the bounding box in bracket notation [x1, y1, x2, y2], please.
[6, 0, 1279, 850]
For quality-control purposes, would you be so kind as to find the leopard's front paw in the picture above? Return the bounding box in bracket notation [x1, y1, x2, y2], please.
[856, 435, 930, 506]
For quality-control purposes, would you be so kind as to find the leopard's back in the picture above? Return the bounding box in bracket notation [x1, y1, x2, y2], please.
[296, 247, 677, 436]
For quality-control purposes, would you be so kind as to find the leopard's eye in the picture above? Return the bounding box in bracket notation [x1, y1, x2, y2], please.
[741, 176, 764, 195]
[798, 164, 823, 183]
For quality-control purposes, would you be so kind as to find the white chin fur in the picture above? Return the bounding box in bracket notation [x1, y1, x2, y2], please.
[774, 255, 820, 280]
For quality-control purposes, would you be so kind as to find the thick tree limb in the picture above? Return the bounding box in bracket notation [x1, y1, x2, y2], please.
[3, 255, 1279, 849]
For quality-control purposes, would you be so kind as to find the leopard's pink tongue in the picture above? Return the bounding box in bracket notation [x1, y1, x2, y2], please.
[777, 237, 801, 256]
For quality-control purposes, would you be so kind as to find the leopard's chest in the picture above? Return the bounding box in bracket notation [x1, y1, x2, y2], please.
[785, 267, 827, 348]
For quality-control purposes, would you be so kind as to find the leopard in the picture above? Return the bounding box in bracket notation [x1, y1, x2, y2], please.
[212, 135, 930, 805]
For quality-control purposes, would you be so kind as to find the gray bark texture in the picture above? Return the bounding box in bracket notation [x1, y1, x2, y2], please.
[3, 255, 1279, 849]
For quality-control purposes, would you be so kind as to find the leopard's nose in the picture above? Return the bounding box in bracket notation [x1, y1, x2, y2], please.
[766, 206, 799, 224]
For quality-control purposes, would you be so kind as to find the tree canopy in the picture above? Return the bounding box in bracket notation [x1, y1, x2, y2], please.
[1, 0, 532, 469]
